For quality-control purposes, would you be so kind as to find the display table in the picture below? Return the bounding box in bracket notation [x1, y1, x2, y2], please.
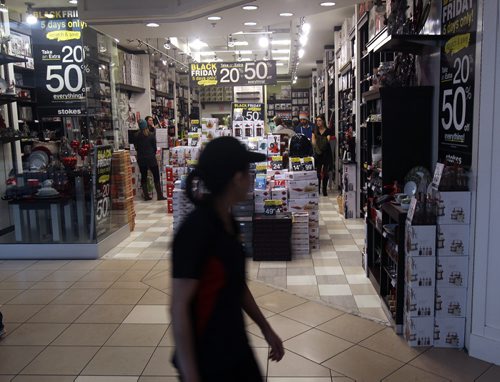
[9, 197, 73, 243]
[253, 213, 292, 261]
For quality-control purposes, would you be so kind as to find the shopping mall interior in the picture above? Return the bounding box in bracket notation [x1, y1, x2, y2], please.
[0, 0, 499, 380]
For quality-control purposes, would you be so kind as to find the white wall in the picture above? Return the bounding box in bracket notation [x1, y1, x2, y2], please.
[469, 0, 500, 365]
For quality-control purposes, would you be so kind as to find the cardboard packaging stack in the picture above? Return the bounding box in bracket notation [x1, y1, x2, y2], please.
[287, 170, 320, 250]
[172, 181, 194, 232]
[434, 191, 471, 349]
[167, 146, 200, 214]
[342, 162, 357, 219]
[292, 212, 310, 257]
[110, 150, 136, 231]
[404, 222, 436, 347]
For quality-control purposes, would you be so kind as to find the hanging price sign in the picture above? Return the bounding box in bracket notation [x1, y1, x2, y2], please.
[32, 8, 90, 117]
[232, 103, 264, 121]
[438, 0, 477, 167]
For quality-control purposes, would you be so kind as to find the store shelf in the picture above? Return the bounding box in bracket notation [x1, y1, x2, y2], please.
[367, 27, 444, 54]
[116, 83, 146, 93]
[13, 65, 34, 73]
[362, 88, 380, 102]
[0, 136, 23, 144]
[16, 85, 35, 90]
[0, 94, 19, 106]
[357, 12, 369, 30]
[155, 90, 173, 98]
[0, 53, 27, 66]
[339, 62, 353, 76]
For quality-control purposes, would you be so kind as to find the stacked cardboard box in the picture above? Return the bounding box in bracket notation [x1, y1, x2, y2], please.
[287, 171, 320, 250]
[292, 212, 310, 257]
[172, 181, 194, 232]
[404, 223, 436, 347]
[110, 150, 136, 231]
[434, 191, 471, 349]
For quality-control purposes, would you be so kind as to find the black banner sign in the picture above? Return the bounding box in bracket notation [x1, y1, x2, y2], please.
[190, 60, 277, 87]
[438, 0, 477, 167]
[31, 8, 89, 117]
[93, 145, 113, 237]
[232, 103, 264, 121]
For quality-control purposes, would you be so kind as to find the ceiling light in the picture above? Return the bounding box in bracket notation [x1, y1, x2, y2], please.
[26, 13, 37, 24]
[146, 22, 159, 27]
[242, 5, 258, 10]
[69, 0, 78, 4]
[161, 59, 168, 66]
[259, 36, 269, 48]
[274, 57, 289, 61]
[207, 16, 222, 21]
[299, 34, 308, 46]
[233, 41, 248, 46]
[244, 22, 257, 26]
[271, 39, 291, 46]
[272, 49, 289, 54]
[320, 2, 336, 6]
[302, 22, 311, 35]
[114, 38, 120, 43]
[298, 48, 305, 58]
[189, 38, 208, 50]
[280, 12, 294, 17]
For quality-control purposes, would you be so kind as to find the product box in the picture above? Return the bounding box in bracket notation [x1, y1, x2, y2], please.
[405, 223, 437, 257]
[267, 135, 281, 155]
[289, 198, 319, 211]
[287, 171, 317, 181]
[165, 166, 174, 182]
[254, 189, 272, 203]
[405, 284, 435, 318]
[255, 203, 265, 214]
[437, 224, 470, 256]
[232, 121, 243, 138]
[437, 191, 471, 225]
[254, 120, 265, 137]
[435, 286, 467, 318]
[167, 199, 173, 214]
[292, 212, 309, 223]
[343, 191, 356, 219]
[289, 180, 319, 199]
[406, 256, 436, 288]
[436, 256, 469, 288]
[166, 182, 175, 198]
[242, 121, 255, 138]
[267, 169, 289, 179]
[433, 317, 465, 348]
[404, 316, 434, 347]
[272, 188, 288, 202]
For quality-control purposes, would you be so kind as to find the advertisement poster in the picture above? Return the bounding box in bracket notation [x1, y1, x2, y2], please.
[190, 60, 276, 87]
[31, 8, 89, 117]
[232, 103, 264, 121]
[438, 0, 477, 167]
[93, 145, 113, 237]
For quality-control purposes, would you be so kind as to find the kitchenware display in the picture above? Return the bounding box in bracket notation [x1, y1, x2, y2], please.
[28, 150, 49, 170]
[405, 166, 432, 188]
[35, 186, 60, 198]
[404, 181, 417, 196]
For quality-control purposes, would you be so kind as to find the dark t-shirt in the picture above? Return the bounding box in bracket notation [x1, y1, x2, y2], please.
[172, 206, 261, 380]
[134, 130, 157, 164]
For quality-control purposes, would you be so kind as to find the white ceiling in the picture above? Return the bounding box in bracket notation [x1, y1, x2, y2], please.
[7, 0, 358, 77]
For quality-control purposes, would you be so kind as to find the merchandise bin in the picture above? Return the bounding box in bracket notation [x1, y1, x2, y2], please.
[253, 213, 292, 261]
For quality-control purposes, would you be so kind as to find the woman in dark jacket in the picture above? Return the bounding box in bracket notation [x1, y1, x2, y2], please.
[135, 119, 166, 201]
[312, 115, 335, 196]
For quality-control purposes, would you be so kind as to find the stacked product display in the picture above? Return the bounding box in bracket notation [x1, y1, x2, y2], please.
[342, 162, 357, 218]
[434, 184, 471, 348]
[172, 180, 194, 233]
[111, 151, 136, 231]
[291, 212, 310, 257]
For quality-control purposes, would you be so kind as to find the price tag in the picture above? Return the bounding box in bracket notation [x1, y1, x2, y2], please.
[290, 157, 302, 171]
[432, 162, 445, 190]
[271, 156, 283, 170]
[406, 197, 418, 223]
[303, 157, 314, 171]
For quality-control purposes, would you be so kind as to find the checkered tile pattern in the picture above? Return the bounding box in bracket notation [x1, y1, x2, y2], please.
[104, 196, 386, 322]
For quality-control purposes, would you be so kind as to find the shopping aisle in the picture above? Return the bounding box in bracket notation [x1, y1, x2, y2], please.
[0, 258, 497, 381]
[105, 196, 386, 322]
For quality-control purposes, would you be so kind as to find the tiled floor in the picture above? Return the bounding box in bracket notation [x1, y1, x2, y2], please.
[0, 259, 499, 381]
[104, 196, 386, 322]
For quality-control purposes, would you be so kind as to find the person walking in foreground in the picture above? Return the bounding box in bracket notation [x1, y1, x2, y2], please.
[171, 137, 284, 382]
[312, 114, 335, 197]
[134, 119, 166, 201]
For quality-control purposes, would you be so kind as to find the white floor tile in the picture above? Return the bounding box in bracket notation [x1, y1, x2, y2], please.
[287, 275, 318, 286]
[314, 266, 344, 276]
[346, 274, 371, 284]
[354, 295, 382, 308]
[123, 305, 171, 324]
[318, 284, 352, 296]
[334, 245, 360, 252]
[126, 242, 152, 249]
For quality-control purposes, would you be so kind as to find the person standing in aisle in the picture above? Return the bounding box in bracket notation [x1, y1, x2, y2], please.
[135, 119, 166, 201]
[312, 114, 334, 197]
[294, 112, 314, 139]
[171, 137, 284, 382]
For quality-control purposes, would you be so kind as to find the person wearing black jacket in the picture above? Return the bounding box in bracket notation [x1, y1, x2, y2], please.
[135, 119, 166, 201]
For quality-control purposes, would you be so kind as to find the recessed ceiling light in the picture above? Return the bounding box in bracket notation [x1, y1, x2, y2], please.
[207, 16, 222, 21]
[189, 38, 208, 50]
[242, 5, 258, 10]
[320, 2, 336, 6]
[299, 35, 308, 46]
[114, 38, 120, 43]
[280, 12, 294, 17]
[298, 48, 305, 58]
[146, 23, 159, 27]
[244, 22, 257, 26]
[259, 36, 269, 48]
[302, 22, 311, 35]
[69, 0, 78, 4]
